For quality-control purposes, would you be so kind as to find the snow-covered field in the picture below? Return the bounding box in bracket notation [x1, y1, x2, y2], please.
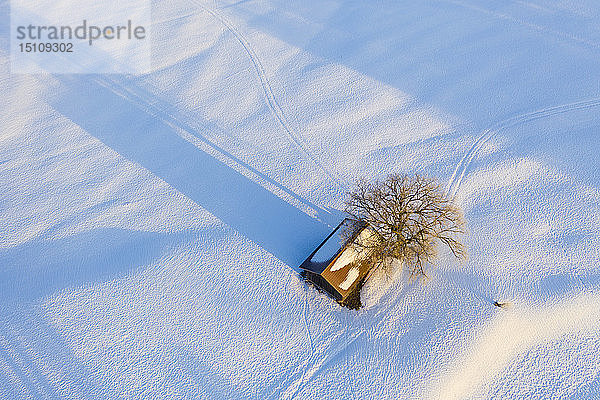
[2, 0, 600, 398]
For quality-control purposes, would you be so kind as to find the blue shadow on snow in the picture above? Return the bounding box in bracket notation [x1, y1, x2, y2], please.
[48, 75, 333, 270]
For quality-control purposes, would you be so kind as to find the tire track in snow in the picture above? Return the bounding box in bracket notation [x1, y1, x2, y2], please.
[438, 0, 600, 52]
[446, 98, 600, 198]
[266, 328, 347, 400]
[91, 74, 324, 359]
[276, 282, 414, 399]
[190, 0, 347, 190]
[0, 332, 60, 399]
[84, 72, 333, 220]
[281, 329, 365, 400]
[302, 297, 314, 354]
[267, 295, 400, 399]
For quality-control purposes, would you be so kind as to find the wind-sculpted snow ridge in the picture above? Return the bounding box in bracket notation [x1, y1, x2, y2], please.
[1, 0, 600, 398]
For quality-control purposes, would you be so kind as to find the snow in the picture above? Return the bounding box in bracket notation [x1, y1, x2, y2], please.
[338, 267, 359, 291]
[330, 228, 376, 272]
[2, 0, 600, 398]
[329, 250, 354, 272]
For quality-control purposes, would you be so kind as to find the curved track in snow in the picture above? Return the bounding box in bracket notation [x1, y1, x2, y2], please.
[190, 0, 347, 190]
[446, 98, 600, 198]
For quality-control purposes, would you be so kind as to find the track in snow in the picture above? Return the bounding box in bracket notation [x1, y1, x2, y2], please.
[91, 72, 332, 220]
[190, 0, 348, 190]
[446, 97, 600, 198]
[85, 73, 334, 381]
[439, 0, 600, 52]
[271, 279, 416, 399]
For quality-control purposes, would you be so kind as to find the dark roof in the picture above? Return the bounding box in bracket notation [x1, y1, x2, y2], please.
[299, 218, 363, 274]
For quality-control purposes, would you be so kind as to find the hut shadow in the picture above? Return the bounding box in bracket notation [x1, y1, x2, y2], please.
[98, 74, 338, 220]
[48, 75, 334, 269]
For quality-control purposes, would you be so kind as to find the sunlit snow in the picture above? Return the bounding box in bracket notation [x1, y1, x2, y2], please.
[2, 0, 600, 398]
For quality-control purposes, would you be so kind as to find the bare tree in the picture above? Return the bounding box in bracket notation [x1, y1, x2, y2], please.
[343, 174, 466, 280]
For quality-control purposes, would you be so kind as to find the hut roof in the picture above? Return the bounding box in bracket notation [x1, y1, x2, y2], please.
[319, 227, 378, 297]
[300, 218, 376, 301]
[299, 218, 362, 274]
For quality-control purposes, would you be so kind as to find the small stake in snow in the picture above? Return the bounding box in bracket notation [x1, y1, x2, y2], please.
[493, 300, 511, 309]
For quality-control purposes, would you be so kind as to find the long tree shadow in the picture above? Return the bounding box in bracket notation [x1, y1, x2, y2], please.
[228, 0, 600, 131]
[0, 302, 108, 398]
[48, 75, 332, 269]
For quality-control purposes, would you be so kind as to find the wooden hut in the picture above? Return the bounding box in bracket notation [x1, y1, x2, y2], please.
[299, 218, 375, 303]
